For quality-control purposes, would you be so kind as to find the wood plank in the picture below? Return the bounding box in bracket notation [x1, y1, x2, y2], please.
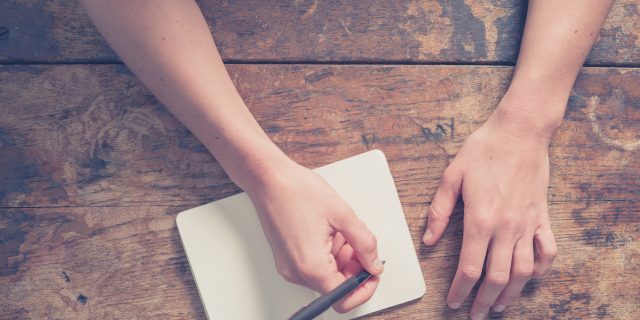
[0, 65, 639, 209]
[0, 206, 206, 319]
[1, 201, 638, 318]
[0, 1, 638, 64]
[1, 64, 638, 318]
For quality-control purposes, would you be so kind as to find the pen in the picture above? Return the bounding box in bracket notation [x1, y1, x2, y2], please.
[289, 262, 384, 320]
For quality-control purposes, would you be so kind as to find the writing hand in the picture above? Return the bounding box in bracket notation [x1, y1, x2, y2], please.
[245, 157, 384, 313]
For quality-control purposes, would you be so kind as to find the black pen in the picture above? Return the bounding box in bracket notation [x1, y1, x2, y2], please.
[289, 262, 384, 320]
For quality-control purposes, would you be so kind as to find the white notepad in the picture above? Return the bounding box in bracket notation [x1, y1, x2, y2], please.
[176, 150, 425, 319]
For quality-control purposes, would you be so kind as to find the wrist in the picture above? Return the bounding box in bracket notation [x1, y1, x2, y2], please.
[229, 141, 297, 195]
[510, 61, 577, 106]
[489, 88, 566, 146]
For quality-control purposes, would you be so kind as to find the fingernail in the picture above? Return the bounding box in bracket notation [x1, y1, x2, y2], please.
[373, 258, 383, 271]
[449, 302, 461, 309]
[471, 312, 484, 320]
[493, 304, 506, 312]
[423, 229, 433, 242]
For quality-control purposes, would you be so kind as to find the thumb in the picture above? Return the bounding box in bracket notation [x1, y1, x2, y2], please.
[333, 211, 384, 275]
[423, 166, 462, 246]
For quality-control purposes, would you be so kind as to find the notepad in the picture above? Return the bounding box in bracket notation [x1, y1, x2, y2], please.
[176, 150, 425, 319]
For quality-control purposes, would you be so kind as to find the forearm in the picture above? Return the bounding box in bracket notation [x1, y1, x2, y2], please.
[496, 0, 614, 142]
[80, 0, 287, 191]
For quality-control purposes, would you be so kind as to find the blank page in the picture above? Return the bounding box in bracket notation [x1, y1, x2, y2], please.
[177, 150, 425, 319]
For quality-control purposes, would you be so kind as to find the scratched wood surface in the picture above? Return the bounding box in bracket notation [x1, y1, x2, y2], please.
[1, 65, 639, 319]
[0, 0, 639, 64]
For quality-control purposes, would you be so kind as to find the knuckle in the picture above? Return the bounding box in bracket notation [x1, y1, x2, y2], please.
[513, 264, 534, 280]
[500, 217, 520, 233]
[341, 206, 357, 219]
[486, 271, 510, 286]
[296, 259, 320, 279]
[459, 265, 482, 281]
[333, 207, 355, 226]
[545, 244, 559, 260]
[469, 217, 494, 237]
[428, 203, 450, 224]
[361, 232, 378, 253]
[277, 265, 297, 282]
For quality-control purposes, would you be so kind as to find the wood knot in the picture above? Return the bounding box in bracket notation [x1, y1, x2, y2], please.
[77, 294, 88, 305]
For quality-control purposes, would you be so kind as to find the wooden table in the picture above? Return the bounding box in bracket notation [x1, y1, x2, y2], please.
[1, 1, 639, 319]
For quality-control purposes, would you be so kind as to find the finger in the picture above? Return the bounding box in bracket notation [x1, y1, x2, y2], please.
[304, 250, 379, 313]
[335, 243, 354, 272]
[331, 232, 347, 256]
[299, 256, 346, 295]
[470, 238, 514, 320]
[333, 259, 380, 313]
[333, 274, 380, 313]
[298, 255, 378, 314]
[493, 236, 534, 312]
[333, 212, 383, 275]
[424, 166, 462, 245]
[447, 221, 490, 309]
[341, 257, 365, 277]
[533, 223, 557, 278]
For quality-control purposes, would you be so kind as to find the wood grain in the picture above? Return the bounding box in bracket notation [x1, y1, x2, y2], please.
[1, 65, 639, 319]
[0, 0, 638, 65]
[1, 65, 638, 208]
[1, 201, 638, 319]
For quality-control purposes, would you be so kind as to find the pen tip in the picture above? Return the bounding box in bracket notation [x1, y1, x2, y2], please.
[382, 260, 386, 265]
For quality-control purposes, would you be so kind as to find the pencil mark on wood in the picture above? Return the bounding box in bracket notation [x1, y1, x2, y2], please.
[361, 133, 377, 149]
[61, 271, 71, 283]
[419, 117, 455, 142]
[304, 68, 333, 83]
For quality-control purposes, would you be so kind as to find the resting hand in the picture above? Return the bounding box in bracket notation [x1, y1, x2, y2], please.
[423, 105, 558, 319]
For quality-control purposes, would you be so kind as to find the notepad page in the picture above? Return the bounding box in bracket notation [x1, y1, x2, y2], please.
[177, 150, 425, 320]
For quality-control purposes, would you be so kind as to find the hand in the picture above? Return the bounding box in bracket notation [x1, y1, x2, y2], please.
[423, 106, 558, 319]
[245, 157, 384, 313]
